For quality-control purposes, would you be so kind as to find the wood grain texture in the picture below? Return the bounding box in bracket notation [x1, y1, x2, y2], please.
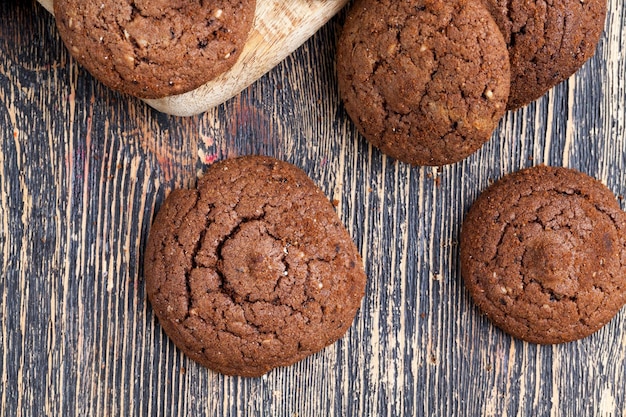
[1, 0, 626, 416]
[37, 0, 350, 116]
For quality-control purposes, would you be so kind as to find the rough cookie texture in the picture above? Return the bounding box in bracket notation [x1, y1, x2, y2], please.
[461, 165, 626, 344]
[482, 0, 606, 110]
[336, 0, 510, 166]
[144, 156, 367, 376]
[54, 0, 256, 99]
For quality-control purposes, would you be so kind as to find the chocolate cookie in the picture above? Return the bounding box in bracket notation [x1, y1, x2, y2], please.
[144, 156, 367, 376]
[54, 0, 256, 99]
[482, 0, 606, 110]
[336, 0, 510, 166]
[460, 165, 626, 344]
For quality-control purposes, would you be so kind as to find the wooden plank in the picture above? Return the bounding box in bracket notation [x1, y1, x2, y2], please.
[1, 0, 625, 416]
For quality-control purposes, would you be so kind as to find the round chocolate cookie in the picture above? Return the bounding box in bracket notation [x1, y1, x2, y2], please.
[460, 165, 626, 344]
[144, 156, 367, 376]
[336, 0, 510, 166]
[54, 0, 256, 99]
[482, 0, 606, 110]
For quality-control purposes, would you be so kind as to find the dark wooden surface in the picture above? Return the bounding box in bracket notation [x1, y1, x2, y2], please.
[1, 1, 626, 416]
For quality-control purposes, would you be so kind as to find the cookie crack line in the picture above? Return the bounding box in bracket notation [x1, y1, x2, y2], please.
[185, 209, 215, 317]
[180, 194, 215, 320]
[485, 183, 625, 262]
[551, 187, 626, 250]
[188, 208, 343, 320]
[484, 193, 522, 264]
[214, 210, 269, 300]
[271, 242, 290, 296]
[129, 0, 182, 21]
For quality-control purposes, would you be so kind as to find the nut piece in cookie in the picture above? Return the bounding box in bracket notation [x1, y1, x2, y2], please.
[460, 165, 626, 344]
[144, 156, 367, 376]
[482, 0, 607, 110]
[54, 0, 256, 99]
[336, 0, 510, 166]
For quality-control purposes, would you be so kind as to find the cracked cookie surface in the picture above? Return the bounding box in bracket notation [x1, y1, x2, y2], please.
[54, 0, 256, 98]
[460, 165, 626, 344]
[144, 156, 367, 376]
[336, 0, 510, 166]
[482, 0, 606, 110]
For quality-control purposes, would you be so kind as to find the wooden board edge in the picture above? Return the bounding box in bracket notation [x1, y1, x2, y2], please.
[35, 0, 349, 117]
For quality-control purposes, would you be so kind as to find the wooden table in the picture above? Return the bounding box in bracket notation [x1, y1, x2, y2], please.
[1, 1, 625, 416]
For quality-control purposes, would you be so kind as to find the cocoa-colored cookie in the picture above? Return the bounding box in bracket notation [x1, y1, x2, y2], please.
[336, 0, 510, 166]
[482, 0, 606, 110]
[144, 156, 367, 376]
[54, 0, 255, 99]
[460, 165, 626, 344]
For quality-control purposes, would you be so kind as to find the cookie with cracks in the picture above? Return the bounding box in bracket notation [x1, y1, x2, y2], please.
[461, 165, 626, 344]
[144, 156, 367, 376]
[54, 0, 256, 99]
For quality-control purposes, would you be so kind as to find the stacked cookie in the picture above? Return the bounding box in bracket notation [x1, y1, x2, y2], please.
[483, 0, 607, 110]
[337, 0, 606, 166]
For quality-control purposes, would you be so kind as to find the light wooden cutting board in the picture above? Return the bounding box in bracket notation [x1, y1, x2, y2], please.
[36, 0, 349, 116]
